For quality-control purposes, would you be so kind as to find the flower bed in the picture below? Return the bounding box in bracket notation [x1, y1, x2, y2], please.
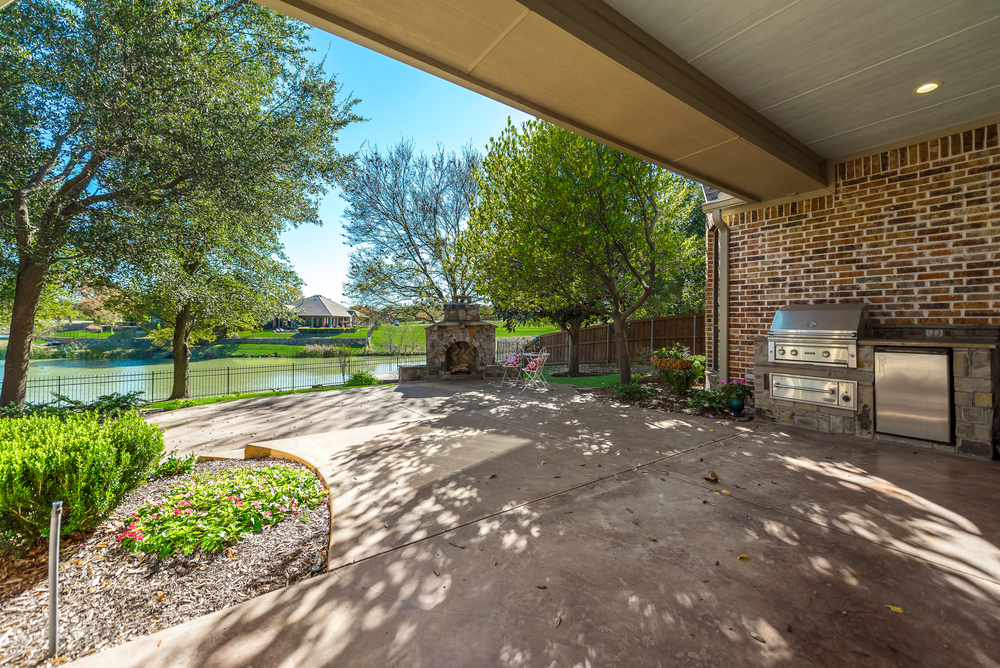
[119, 465, 327, 557]
[0, 458, 330, 666]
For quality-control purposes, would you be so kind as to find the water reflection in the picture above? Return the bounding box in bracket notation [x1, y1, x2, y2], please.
[4, 355, 424, 404]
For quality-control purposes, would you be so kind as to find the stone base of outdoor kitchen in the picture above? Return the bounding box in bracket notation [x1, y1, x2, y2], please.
[399, 365, 503, 382]
[752, 329, 998, 460]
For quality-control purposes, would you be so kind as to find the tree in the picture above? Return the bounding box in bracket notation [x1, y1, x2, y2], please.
[116, 199, 302, 399]
[471, 120, 694, 384]
[341, 140, 478, 320]
[74, 287, 127, 327]
[0, 0, 359, 406]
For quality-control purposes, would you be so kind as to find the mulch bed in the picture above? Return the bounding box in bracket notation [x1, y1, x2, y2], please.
[0, 458, 330, 667]
[574, 375, 752, 420]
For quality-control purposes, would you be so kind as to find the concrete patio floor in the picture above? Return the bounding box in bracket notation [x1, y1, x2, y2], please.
[72, 382, 1000, 667]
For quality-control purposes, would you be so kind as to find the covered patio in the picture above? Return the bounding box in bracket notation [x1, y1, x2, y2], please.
[257, 0, 998, 459]
[75, 381, 1000, 667]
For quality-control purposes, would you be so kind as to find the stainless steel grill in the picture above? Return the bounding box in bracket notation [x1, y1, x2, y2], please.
[767, 303, 871, 368]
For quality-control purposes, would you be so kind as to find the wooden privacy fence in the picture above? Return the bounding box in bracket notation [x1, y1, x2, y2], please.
[529, 313, 705, 365]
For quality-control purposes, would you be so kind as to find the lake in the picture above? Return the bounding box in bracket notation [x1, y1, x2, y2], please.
[2, 355, 426, 405]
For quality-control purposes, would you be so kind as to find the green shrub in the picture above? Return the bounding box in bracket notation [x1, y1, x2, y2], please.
[344, 369, 379, 387]
[0, 412, 164, 545]
[685, 389, 728, 413]
[151, 451, 199, 479]
[615, 383, 654, 401]
[118, 465, 327, 557]
[158, 398, 198, 412]
[661, 369, 696, 395]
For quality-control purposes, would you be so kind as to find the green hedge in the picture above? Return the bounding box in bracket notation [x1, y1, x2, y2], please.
[0, 412, 164, 545]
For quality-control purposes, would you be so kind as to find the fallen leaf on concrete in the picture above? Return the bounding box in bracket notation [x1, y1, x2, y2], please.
[433, 569, 440, 577]
[738, 554, 750, 561]
[383, 521, 390, 528]
[536, 585, 547, 590]
[703, 471, 719, 483]
[555, 616, 561, 628]
[626, 508, 634, 513]
[630, 519, 639, 526]
[750, 632, 766, 643]
[649, 538, 657, 542]
[448, 542, 466, 550]
[884, 605, 904, 614]
[721, 490, 731, 495]
[542, 462, 547, 465]
[489, 474, 497, 479]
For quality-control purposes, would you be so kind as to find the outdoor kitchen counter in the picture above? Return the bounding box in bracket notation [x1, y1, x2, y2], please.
[858, 339, 996, 349]
[752, 335, 998, 459]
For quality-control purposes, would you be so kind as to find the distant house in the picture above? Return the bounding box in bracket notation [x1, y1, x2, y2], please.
[281, 295, 353, 328]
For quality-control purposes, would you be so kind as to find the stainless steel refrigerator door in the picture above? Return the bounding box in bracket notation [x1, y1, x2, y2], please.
[874, 349, 951, 443]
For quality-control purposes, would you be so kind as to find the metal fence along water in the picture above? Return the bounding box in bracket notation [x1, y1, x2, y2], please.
[24, 355, 426, 406]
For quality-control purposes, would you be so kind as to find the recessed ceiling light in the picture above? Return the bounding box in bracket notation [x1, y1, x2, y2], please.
[914, 82, 941, 94]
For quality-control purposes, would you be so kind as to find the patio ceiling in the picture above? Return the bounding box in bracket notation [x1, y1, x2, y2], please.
[257, 0, 1000, 203]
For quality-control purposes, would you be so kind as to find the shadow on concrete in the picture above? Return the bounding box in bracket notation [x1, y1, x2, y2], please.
[74, 383, 1000, 667]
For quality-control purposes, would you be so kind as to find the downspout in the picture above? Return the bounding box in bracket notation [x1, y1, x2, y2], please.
[709, 209, 730, 383]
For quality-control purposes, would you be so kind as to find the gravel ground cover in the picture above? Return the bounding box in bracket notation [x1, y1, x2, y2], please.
[0, 458, 330, 667]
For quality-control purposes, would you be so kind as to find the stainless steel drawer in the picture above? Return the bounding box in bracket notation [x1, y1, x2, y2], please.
[770, 373, 857, 410]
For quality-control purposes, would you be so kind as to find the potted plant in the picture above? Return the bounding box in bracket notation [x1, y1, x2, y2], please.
[719, 379, 752, 417]
[651, 343, 694, 371]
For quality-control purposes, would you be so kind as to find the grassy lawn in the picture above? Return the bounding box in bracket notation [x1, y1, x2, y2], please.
[55, 330, 121, 339]
[329, 331, 370, 339]
[543, 372, 624, 387]
[235, 330, 296, 339]
[494, 325, 559, 338]
[195, 343, 304, 358]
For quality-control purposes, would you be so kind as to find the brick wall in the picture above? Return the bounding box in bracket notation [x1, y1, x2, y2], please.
[707, 122, 1000, 379]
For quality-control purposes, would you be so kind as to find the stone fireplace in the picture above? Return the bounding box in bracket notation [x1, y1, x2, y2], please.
[399, 297, 501, 382]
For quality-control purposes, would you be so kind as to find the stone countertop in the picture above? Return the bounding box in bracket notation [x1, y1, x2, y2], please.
[858, 339, 996, 349]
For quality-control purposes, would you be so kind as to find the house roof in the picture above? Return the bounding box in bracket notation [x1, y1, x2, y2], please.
[287, 295, 352, 318]
[258, 0, 999, 205]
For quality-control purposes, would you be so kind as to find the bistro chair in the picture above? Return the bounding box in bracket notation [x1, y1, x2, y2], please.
[499, 352, 523, 388]
[520, 349, 550, 392]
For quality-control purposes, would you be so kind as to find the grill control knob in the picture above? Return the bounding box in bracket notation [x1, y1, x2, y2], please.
[790, 349, 799, 356]
[822, 351, 831, 358]
[842, 395, 851, 403]
[777, 348, 786, 355]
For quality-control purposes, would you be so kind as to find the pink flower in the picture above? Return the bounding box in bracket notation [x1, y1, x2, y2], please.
[172, 509, 183, 515]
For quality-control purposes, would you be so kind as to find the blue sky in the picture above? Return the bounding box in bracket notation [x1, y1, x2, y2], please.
[283, 27, 533, 306]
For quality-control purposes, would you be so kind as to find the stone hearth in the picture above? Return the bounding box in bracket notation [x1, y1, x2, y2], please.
[400, 297, 501, 382]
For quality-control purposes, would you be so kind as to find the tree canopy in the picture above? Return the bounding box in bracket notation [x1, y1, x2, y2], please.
[470, 119, 699, 383]
[0, 0, 360, 405]
[115, 198, 301, 398]
[341, 140, 478, 320]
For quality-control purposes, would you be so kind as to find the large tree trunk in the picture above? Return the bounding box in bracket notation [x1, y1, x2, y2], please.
[612, 314, 631, 385]
[567, 318, 583, 376]
[170, 304, 192, 399]
[0, 259, 49, 407]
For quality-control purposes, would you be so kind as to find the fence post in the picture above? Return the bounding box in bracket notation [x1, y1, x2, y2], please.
[149, 371, 154, 403]
[650, 318, 654, 352]
[291, 362, 295, 390]
[227, 367, 231, 395]
[606, 324, 610, 363]
[693, 313, 697, 355]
